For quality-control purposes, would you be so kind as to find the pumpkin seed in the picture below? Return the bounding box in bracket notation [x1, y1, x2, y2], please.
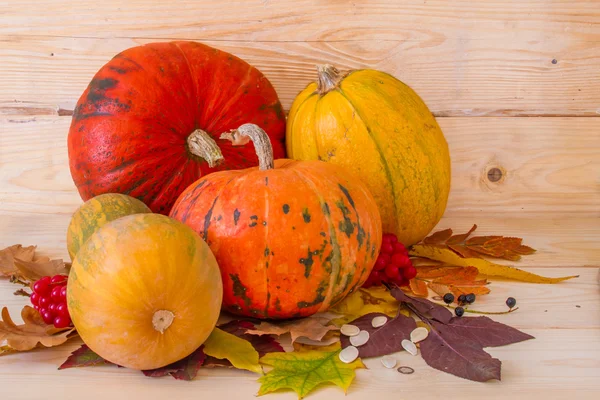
[371, 315, 388, 328]
[410, 327, 429, 343]
[349, 330, 370, 347]
[381, 355, 396, 369]
[340, 324, 360, 337]
[401, 339, 418, 356]
[339, 346, 359, 363]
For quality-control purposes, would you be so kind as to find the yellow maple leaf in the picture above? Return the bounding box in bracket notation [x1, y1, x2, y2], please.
[258, 349, 365, 398]
[329, 286, 400, 325]
[202, 327, 262, 374]
[410, 245, 578, 283]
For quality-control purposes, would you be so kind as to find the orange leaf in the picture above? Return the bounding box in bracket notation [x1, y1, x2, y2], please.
[450, 286, 491, 297]
[424, 229, 453, 244]
[408, 279, 429, 297]
[513, 245, 536, 255]
[501, 250, 522, 262]
[484, 237, 522, 250]
[465, 236, 502, 246]
[433, 266, 480, 285]
[448, 244, 483, 259]
[416, 266, 463, 279]
[446, 225, 478, 245]
[468, 244, 506, 258]
[427, 282, 452, 298]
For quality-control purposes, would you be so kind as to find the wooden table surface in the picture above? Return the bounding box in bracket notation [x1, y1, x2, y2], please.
[1, 1, 599, 399]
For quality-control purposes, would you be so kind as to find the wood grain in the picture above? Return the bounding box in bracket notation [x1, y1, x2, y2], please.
[0, 1, 599, 116]
[1, 116, 598, 265]
[1, 268, 599, 399]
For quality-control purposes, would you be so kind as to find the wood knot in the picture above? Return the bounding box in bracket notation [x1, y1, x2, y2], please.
[487, 167, 504, 183]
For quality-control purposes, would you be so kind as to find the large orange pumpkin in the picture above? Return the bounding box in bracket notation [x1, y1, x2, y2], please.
[286, 65, 451, 245]
[67, 213, 222, 370]
[170, 124, 382, 319]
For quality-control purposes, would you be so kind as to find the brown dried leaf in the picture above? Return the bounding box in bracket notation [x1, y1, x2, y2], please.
[246, 317, 337, 343]
[428, 282, 452, 298]
[423, 228, 453, 244]
[13, 258, 69, 282]
[448, 244, 484, 259]
[501, 250, 522, 262]
[0, 306, 75, 351]
[0, 245, 36, 277]
[408, 278, 429, 297]
[446, 224, 478, 245]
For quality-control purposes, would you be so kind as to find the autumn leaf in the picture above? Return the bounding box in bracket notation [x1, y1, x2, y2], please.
[0, 245, 36, 277]
[203, 327, 262, 374]
[0, 306, 75, 351]
[420, 317, 534, 382]
[59, 344, 113, 370]
[143, 347, 206, 380]
[422, 225, 537, 261]
[340, 312, 416, 358]
[408, 278, 429, 297]
[13, 258, 69, 282]
[203, 320, 283, 368]
[329, 286, 400, 324]
[246, 317, 337, 343]
[293, 332, 340, 352]
[410, 245, 578, 283]
[258, 349, 365, 398]
[390, 287, 452, 323]
[428, 282, 491, 299]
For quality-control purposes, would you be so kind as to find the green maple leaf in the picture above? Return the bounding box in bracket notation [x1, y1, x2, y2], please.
[258, 349, 365, 399]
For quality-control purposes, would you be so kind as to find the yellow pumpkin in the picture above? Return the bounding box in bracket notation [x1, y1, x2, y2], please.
[286, 65, 451, 245]
[67, 213, 222, 370]
[66, 193, 151, 261]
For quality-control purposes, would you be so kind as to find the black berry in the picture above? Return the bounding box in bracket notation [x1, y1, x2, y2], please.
[455, 306, 465, 317]
[465, 293, 476, 304]
[506, 297, 516, 308]
[457, 294, 466, 304]
[443, 293, 454, 304]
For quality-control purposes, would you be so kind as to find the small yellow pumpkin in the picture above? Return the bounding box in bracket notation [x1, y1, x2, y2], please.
[286, 65, 451, 245]
[67, 213, 222, 370]
[66, 193, 151, 261]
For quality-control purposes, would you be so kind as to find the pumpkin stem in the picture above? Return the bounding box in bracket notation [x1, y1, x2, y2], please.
[316, 64, 346, 94]
[152, 310, 175, 334]
[187, 129, 224, 168]
[220, 124, 274, 171]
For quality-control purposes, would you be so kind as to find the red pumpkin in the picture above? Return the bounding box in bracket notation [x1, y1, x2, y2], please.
[170, 124, 382, 319]
[68, 41, 286, 214]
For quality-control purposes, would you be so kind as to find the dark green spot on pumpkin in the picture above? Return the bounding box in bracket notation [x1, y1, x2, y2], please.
[233, 209, 240, 225]
[249, 221, 258, 228]
[322, 202, 331, 216]
[202, 196, 219, 241]
[282, 204, 290, 214]
[274, 297, 282, 312]
[336, 200, 355, 238]
[302, 208, 311, 223]
[265, 177, 269, 186]
[320, 232, 327, 237]
[264, 247, 270, 257]
[299, 249, 315, 278]
[230, 273, 251, 307]
[297, 282, 327, 309]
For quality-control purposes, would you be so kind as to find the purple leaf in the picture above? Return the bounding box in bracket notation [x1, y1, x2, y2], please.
[390, 287, 452, 323]
[340, 312, 416, 358]
[419, 318, 534, 382]
[143, 346, 206, 380]
[420, 323, 502, 382]
[443, 316, 534, 348]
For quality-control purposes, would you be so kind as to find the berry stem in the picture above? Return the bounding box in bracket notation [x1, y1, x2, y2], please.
[431, 300, 520, 315]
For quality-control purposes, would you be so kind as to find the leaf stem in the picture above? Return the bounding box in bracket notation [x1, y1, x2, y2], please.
[430, 300, 519, 315]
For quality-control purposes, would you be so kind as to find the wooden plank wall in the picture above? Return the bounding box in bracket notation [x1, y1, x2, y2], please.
[0, 0, 599, 268]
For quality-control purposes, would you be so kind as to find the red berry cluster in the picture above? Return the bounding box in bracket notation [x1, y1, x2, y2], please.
[363, 233, 417, 288]
[30, 275, 72, 328]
